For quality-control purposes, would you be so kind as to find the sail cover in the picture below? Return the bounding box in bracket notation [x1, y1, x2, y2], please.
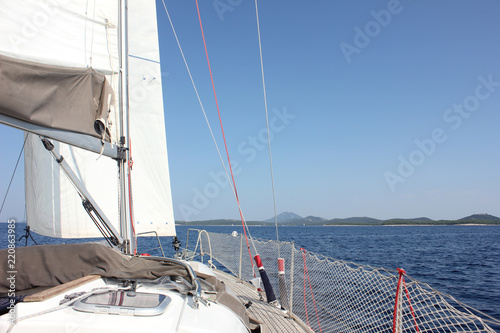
[0, 54, 113, 141]
[0, 0, 175, 238]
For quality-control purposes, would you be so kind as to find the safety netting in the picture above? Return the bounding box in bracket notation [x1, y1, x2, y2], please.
[187, 230, 499, 333]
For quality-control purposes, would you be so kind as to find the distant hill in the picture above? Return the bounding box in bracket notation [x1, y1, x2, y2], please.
[383, 214, 500, 225]
[262, 212, 302, 224]
[175, 219, 265, 226]
[294, 216, 328, 225]
[326, 217, 382, 225]
[176, 213, 500, 226]
[384, 217, 434, 223]
[459, 214, 500, 223]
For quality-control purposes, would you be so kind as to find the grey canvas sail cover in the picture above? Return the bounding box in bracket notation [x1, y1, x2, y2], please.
[0, 53, 114, 141]
[0, 243, 261, 331]
[0, 243, 190, 293]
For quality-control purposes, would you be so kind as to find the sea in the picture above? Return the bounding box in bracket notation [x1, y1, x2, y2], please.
[1, 223, 499, 330]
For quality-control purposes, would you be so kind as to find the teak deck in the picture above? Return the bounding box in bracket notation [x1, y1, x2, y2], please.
[214, 270, 311, 333]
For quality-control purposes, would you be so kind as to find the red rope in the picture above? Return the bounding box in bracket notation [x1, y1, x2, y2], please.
[194, 0, 254, 274]
[301, 248, 323, 333]
[393, 269, 404, 332]
[393, 268, 420, 333]
[403, 275, 420, 332]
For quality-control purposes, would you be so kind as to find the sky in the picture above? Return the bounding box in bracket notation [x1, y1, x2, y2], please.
[1, 0, 500, 222]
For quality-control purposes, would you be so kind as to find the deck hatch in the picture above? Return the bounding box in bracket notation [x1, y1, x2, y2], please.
[73, 291, 171, 316]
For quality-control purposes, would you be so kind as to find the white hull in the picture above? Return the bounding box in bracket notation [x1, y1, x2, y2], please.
[0, 267, 249, 333]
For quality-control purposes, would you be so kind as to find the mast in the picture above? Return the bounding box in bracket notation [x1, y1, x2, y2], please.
[118, 0, 135, 254]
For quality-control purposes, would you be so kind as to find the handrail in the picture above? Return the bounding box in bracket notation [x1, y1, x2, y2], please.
[185, 229, 215, 268]
[137, 231, 165, 257]
[145, 256, 205, 309]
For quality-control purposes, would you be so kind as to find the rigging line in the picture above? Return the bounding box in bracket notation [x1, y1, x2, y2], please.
[161, 0, 257, 276]
[159, 0, 234, 198]
[91, 0, 97, 67]
[85, 0, 97, 67]
[127, 137, 137, 254]
[254, 0, 280, 257]
[0, 134, 28, 217]
[160, 0, 259, 252]
[104, 17, 119, 153]
[160, 1, 227, 179]
[194, 0, 258, 264]
[84, 0, 89, 65]
[161, 3, 258, 275]
[39, 137, 84, 203]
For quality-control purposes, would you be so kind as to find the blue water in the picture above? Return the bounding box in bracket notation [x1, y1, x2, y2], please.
[2, 223, 499, 327]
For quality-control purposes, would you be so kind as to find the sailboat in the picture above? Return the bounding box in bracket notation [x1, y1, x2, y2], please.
[1, 1, 499, 332]
[0, 0, 270, 332]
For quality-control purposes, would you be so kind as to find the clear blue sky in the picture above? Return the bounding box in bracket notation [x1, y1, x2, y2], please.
[1, 0, 500, 222]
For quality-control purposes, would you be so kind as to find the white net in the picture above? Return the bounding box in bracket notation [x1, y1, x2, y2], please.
[186, 230, 499, 333]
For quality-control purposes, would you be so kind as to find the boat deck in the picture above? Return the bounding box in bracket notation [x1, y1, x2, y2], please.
[213, 270, 311, 333]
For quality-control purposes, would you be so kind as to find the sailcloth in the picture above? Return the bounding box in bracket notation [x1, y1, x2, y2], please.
[127, 0, 175, 236]
[0, 0, 175, 237]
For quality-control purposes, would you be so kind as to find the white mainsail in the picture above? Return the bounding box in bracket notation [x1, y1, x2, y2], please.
[0, 0, 175, 238]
